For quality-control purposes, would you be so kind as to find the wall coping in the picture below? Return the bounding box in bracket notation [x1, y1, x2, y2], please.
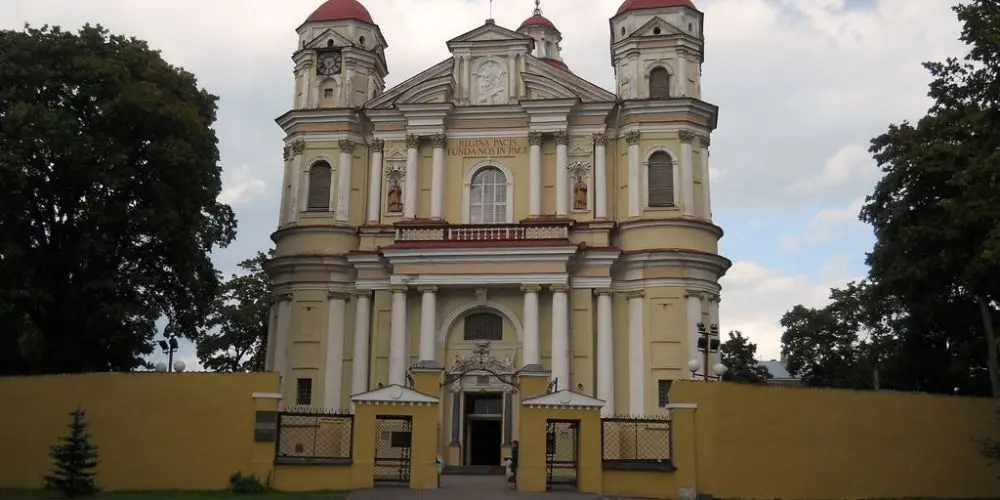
[664, 402, 697, 410]
[252, 392, 283, 400]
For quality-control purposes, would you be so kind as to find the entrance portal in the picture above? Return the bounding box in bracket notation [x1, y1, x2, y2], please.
[464, 393, 503, 466]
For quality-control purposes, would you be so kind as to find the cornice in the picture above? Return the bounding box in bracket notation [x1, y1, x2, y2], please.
[390, 273, 568, 287]
[617, 98, 719, 131]
[263, 253, 356, 275]
[275, 108, 363, 133]
[381, 245, 580, 264]
[617, 248, 732, 277]
[617, 218, 724, 240]
[270, 223, 358, 244]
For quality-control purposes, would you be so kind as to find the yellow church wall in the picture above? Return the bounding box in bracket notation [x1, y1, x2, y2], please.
[271, 227, 358, 257]
[570, 288, 596, 394]
[645, 285, 688, 414]
[516, 405, 603, 494]
[0, 372, 279, 491]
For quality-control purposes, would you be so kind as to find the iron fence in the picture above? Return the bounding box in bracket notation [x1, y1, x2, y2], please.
[600, 414, 673, 470]
[274, 409, 354, 463]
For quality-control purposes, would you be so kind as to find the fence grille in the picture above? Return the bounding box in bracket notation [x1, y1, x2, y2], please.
[373, 415, 412, 484]
[600, 415, 673, 469]
[275, 410, 354, 462]
[545, 419, 579, 491]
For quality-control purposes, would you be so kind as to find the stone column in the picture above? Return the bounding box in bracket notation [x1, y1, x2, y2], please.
[450, 384, 462, 445]
[679, 130, 696, 217]
[555, 130, 570, 216]
[685, 291, 704, 380]
[287, 140, 306, 224]
[676, 49, 688, 97]
[528, 131, 543, 216]
[709, 293, 721, 368]
[264, 300, 279, 371]
[351, 290, 373, 396]
[627, 290, 645, 414]
[418, 286, 438, 366]
[430, 134, 446, 219]
[388, 285, 409, 386]
[336, 140, 355, 222]
[521, 284, 541, 369]
[503, 389, 514, 445]
[593, 133, 608, 219]
[279, 146, 292, 226]
[324, 292, 349, 409]
[404, 134, 420, 219]
[595, 288, 614, 416]
[550, 284, 571, 389]
[625, 131, 641, 217]
[367, 139, 384, 223]
[699, 134, 712, 220]
[273, 293, 294, 379]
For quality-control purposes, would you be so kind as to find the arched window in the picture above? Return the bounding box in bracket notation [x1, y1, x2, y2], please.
[647, 151, 675, 207]
[649, 66, 670, 100]
[307, 161, 333, 211]
[544, 41, 552, 58]
[469, 166, 507, 223]
[464, 312, 503, 341]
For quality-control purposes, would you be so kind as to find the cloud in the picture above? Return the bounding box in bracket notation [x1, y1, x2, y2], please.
[218, 164, 268, 206]
[787, 145, 876, 197]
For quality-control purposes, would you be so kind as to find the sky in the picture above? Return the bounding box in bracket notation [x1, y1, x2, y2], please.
[2, 0, 966, 371]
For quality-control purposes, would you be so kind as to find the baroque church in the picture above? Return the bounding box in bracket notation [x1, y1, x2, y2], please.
[264, 0, 729, 467]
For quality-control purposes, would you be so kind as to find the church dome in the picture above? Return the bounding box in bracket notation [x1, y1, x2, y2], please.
[614, 0, 697, 16]
[305, 0, 375, 24]
[519, 14, 559, 33]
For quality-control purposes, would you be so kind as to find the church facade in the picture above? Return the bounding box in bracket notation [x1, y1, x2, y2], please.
[264, 0, 729, 467]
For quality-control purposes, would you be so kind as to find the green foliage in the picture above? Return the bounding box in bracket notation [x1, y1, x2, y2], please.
[44, 408, 100, 498]
[0, 24, 236, 374]
[229, 471, 267, 494]
[720, 330, 772, 384]
[196, 251, 273, 372]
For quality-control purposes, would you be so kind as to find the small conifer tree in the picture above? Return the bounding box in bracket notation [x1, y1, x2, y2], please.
[44, 407, 100, 497]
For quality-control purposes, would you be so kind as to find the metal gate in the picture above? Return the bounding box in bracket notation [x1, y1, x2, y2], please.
[373, 415, 412, 485]
[545, 419, 579, 491]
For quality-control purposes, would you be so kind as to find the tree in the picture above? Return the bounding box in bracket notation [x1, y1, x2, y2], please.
[720, 330, 772, 384]
[779, 303, 868, 390]
[196, 251, 273, 372]
[0, 25, 236, 374]
[45, 407, 100, 498]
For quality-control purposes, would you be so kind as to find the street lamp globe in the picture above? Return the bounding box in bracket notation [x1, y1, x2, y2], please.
[173, 360, 187, 373]
[154, 362, 167, 373]
[687, 359, 701, 374]
[713, 363, 728, 377]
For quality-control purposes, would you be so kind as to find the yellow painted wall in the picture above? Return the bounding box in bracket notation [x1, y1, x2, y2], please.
[671, 381, 1000, 500]
[0, 372, 279, 491]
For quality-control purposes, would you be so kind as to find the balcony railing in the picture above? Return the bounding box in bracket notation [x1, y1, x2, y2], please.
[394, 223, 570, 243]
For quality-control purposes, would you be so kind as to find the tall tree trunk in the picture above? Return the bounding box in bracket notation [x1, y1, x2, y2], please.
[976, 295, 1000, 398]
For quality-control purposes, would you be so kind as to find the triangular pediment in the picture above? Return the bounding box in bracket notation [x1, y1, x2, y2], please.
[522, 56, 617, 103]
[351, 384, 439, 405]
[632, 17, 684, 39]
[366, 58, 455, 109]
[521, 389, 605, 409]
[303, 28, 357, 50]
[447, 22, 533, 46]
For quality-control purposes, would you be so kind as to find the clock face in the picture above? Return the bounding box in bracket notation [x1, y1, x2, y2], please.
[317, 51, 342, 76]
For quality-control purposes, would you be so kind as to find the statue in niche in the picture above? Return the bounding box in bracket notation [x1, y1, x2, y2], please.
[568, 160, 592, 211]
[385, 171, 403, 213]
[474, 60, 507, 105]
[574, 178, 588, 211]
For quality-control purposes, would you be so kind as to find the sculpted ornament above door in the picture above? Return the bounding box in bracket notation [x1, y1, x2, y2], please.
[473, 59, 508, 105]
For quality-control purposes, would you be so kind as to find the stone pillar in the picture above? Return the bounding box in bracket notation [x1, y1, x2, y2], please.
[555, 130, 569, 216]
[676, 49, 688, 97]
[709, 293, 721, 368]
[336, 140, 355, 222]
[699, 134, 712, 220]
[625, 131, 641, 217]
[273, 293, 294, 380]
[404, 134, 420, 219]
[388, 285, 409, 386]
[685, 291, 703, 380]
[595, 288, 614, 416]
[418, 286, 438, 366]
[279, 146, 292, 226]
[528, 131, 543, 216]
[627, 290, 645, 414]
[593, 133, 608, 219]
[521, 284, 541, 370]
[450, 385, 462, 445]
[367, 139, 384, 223]
[550, 284, 571, 389]
[264, 301, 279, 371]
[287, 140, 306, 225]
[679, 130, 696, 217]
[430, 134, 446, 219]
[351, 290, 373, 396]
[503, 389, 514, 445]
[324, 292, 348, 409]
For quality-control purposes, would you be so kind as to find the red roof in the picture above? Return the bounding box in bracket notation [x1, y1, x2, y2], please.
[305, 0, 375, 24]
[615, 0, 697, 16]
[519, 14, 558, 32]
[540, 58, 571, 72]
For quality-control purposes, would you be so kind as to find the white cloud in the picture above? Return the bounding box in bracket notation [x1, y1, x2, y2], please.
[781, 197, 868, 250]
[218, 164, 268, 206]
[787, 145, 875, 196]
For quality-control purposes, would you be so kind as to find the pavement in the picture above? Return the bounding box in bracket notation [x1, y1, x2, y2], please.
[346, 475, 605, 500]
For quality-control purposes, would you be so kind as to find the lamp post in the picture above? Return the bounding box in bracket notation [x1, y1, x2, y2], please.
[157, 335, 180, 373]
[688, 322, 726, 381]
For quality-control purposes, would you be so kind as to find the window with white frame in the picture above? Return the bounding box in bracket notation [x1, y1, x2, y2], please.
[468, 166, 507, 224]
[647, 151, 675, 207]
[307, 161, 333, 211]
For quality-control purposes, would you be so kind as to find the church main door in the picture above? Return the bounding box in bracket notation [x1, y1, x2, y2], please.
[464, 393, 503, 466]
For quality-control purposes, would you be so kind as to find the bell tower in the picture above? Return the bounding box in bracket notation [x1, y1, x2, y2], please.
[517, 0, 570, 72]
[609, 0, 704, 100]
[292, 0, 389, 109]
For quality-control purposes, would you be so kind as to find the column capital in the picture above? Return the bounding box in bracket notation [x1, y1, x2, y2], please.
[624, 130, 641, 145]
[549, 284, 571, 294]
[429, 133, 447, 148]
[417, 285, 439, 294]
[389, 285, 409, 294]
[708, 293, 721, 303]
[593, 288, 614, 297]
[528, 131, 544, 146]
[370, 138, 385, 153]
[593, 132, 608, 146]
[328, 291, 351, 301]
[553, 130, 570, 145]
[291, 139, 306, 155]
[678, 130, 697, 143]
[626, 290, 645, 300]
[698, 134, 711, 148]
[405, 134, 421, 148]
[684, 290, 704, 299]
[282, 145, 293, 161]
[353, 289, 374, 299]
[520, 284, 542, 294]
[338, 139, 356, 153]
[273, 292, 294, 303]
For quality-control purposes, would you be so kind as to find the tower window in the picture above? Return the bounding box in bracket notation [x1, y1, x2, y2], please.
[544, 41, 552, 57]
[621, 26, 626, 36]
[658, 380, 673, 407]
[324, 89, 333, 98]
[653, 26, 662, 35]
[649, 66, 670, 99]
[307, 161, 333, 211]
[296, 378, 313, 405]
[647, 151, 675, 207]
[327, 39, 334, 47]
[358, 36, 366, 47]
[464, 313, 503, 341]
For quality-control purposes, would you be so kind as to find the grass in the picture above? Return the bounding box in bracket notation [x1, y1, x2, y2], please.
[0, 491, 349, 500]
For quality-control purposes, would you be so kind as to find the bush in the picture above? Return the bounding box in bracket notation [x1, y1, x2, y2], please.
[229, 471, 267, 494]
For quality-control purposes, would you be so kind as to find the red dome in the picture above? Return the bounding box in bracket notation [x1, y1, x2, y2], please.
[540, 58, 571, 73]
[615, 0, 697, 16]
[519, 14, 558, 32]
[305, 0, 374, 24]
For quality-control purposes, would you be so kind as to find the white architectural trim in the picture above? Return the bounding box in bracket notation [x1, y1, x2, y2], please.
[393, 273, 568, 287]
[436, 298, 524, 346]
[641, 146, 679, 209]
[642, 59, 676, 77]
[665, 402, 697, 410]
[382, 246, 579, 263]
[522, 389, 605, 409]
[572, 277, 612, 289]
[351, 384, 439, 406]
[462, 159, 515, 224]
[252, 392, 283, 400]
[305, 155, 336, 170]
